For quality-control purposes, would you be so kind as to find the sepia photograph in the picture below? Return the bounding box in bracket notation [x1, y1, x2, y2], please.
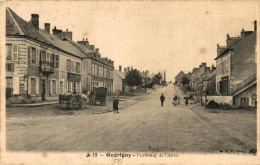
[1, 0, 259, 164]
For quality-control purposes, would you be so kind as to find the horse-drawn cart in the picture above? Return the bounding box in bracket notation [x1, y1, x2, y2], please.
[89, 87, 107, 106]
[57, 94, 83, 109]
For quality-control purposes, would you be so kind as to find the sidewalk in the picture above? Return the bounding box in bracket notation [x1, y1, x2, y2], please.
[6, 90, 152, 118]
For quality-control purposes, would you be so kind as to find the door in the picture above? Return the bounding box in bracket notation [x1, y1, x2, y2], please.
[41, 79, 46, 101]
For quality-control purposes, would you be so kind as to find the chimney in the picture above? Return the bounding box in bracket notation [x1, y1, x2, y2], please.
[62, 29, 72, 40]
[124, 68, 126, 73]
[131, 66, 133, 71]
[30, 14, 39, 30]
[127, 67, 130, 72]
[95, 48, 99, 53]
[77, 38, 89, 49]
[119, 65, 122, 72]
[89, 45, 95, 51]
[53, 26, 63, 39]
[202, 63, 206, 67]
[44, 23, 50, 34]
[254, 20, 257, 31]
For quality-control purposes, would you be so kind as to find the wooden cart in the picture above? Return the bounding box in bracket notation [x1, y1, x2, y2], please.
[89, 87, 107, 106]
[57, 94, 83, 109]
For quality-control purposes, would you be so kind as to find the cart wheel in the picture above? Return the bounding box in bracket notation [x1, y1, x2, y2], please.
[70, 98, 77, 109]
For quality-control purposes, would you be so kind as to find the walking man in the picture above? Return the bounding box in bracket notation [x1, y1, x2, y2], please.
[113, 96, 119, 113]
[160, 93, 165, 107]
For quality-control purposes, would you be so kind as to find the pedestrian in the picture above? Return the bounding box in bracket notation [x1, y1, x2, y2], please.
[185, 99, 189, 106]
[113, 96, 119, 113]
[173, 95, 178, 106]
[160, 93, 165, 107]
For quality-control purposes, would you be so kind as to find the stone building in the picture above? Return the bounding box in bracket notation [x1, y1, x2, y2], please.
[73, 38, 114, 94]
[215, 21, 257, 107]
[6, 8, 85, 102]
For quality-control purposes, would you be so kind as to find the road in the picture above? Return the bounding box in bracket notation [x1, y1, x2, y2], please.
[6, 84, 256, 153]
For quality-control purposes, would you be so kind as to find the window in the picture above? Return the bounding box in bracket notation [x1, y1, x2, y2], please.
[6, 63, 14, 72]
[6, 44, 12, 61]
[68, 82, 71, 93]
[76, 62, 80, 73]
[6, 77, 13, 88]
[95, 65, 98, 76]
[31, 47, 36, 64]
[55, 55, 59, 69]
[92, 64, 95, 75]
[41, 51, 46, 61]
[31, 78, 36, 95]
[46, 53, 50, 63]
[52, 80, 56, 94]
[7, 44, 18, 61]
[104, 68, 107, 78]
[67, 59, 71, 72]
[51, 54, 55, 65]
[99, 66, 103, 77]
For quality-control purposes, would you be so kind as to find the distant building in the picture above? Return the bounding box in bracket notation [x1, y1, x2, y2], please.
[113, 66, 129, 93]
[175, 71, 186, 86]
[214, 21, 257, 107]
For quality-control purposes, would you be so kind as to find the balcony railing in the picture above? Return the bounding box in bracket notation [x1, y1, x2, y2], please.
[40, 61, 54, 74]
[231, 73, 256, 95]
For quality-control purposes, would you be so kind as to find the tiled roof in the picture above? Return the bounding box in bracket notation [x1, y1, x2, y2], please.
[6, 8, 53, 45]
[38, 29, 86, 58]
[114, 69, 125, 79]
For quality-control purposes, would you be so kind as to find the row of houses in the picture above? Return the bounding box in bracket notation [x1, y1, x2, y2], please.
[6, 8, 155, 102]
[175, 21, 257, 108]
[6, 8, 114, 102]
[113, 65, 154, 94]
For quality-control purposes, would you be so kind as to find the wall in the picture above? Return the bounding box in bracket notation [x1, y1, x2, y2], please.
[113, 71, 123, 93]
[230, 32, 256, 89]
[206, 95, 233, 105]
[233, 84, 256, 107]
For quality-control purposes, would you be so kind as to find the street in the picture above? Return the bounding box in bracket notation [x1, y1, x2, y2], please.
[6, 84, 256, 153]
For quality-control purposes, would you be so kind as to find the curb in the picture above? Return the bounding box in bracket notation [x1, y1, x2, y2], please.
[7, 101, 58, 107]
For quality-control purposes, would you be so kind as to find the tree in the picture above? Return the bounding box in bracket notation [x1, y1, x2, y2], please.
[152, 72, 162, 84]
[125, 69, 142, 91]
[181, 76, 190, 86]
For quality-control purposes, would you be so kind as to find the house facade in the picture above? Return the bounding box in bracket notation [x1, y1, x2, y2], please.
[6, 8, 114, 103]
[113, 66, 129, 94]
[76, 39, 114, 94]
[6, 8, 84, 101]
[215, 21, 257, 107]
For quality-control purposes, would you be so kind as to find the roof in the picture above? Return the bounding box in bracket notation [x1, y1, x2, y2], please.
[114, 69, 125, 79]
[38, 29, 86, 58]
[6, 8, 53, 45]
[175, 71, 185, 80]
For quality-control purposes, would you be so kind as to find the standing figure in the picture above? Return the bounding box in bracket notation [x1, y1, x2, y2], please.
[113, 96, 119, 113]
[185, 99, 189, 106]
[160, 93, 165, 107]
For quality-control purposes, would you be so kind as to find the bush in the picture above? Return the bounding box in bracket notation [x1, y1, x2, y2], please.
[207, 100, 219, 108]
[6, 87, 13, 99]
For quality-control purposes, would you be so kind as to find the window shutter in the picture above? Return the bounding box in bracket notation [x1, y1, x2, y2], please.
[49, 80, 52, 95]
[28, 47, 31, 64]
[13, 44, 18, 61]
[28, 77, 31, 94]
[36, 78, 39, 94]
[36, 49, 39, 65]
[13, 76, 20, 94]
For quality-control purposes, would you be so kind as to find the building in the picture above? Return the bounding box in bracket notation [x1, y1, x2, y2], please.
[6, 8, 85, 102]
[214, 21, 257, 107]
[6, 8, 114, 103]
[113, 66, 129, 93]
[174, 71, 185, 86]
[75, 38, 114, 94]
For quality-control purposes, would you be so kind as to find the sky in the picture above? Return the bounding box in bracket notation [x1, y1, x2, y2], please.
[5, 1, 258, 81]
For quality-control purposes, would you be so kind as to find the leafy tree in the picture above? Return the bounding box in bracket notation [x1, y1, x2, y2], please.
[152, 72, 162, 84]
[125, 69, 142, 90]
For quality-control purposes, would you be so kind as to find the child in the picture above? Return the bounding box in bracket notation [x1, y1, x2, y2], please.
[113, 97, 119, 113]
